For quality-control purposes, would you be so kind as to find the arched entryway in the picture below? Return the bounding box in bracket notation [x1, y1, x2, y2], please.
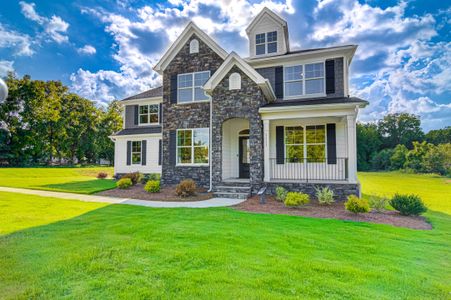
[222, 118, 250, 180]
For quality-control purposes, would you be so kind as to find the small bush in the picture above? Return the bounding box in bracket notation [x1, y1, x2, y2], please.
[389, 194, 427, 216]
[368, 195, 387, 212]
[97, 172, 108, 179]
[275, 186, 288, 202]
[117, 178, 132, 189]
[315, 186, 335, 205]
[144, 180, 160, 193]
[175, 179, 196, 197]
[345, 195, 370, 214]
[121, 172, 142, 185]
[284, 192, 310, 207]
[141, 173, 160, 184]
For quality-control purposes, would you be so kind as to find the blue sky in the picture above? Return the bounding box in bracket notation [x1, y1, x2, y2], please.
[0, 0, 450, 131]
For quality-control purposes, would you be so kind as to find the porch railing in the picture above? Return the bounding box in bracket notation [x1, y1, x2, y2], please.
[269, 157, 348, 182]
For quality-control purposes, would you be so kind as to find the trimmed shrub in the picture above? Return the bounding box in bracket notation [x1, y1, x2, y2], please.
[141, 173, 161, 184]
[284, 192, 310, 207]
[275, 186, 288, 202]
[175, 179, 196, 197]
[368, 195, 387, 212]
[117, 178, 132, 189]
[315, 186, 335, 205]
[345, 195, 370, 214]
[97, 172, 108, 179]
[389, 194, 427, 216]
[121, 172, 142, 185]
[144, 180, 160, 193]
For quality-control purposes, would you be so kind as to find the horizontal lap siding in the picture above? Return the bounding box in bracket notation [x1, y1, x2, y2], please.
[114, 137, 162, 175]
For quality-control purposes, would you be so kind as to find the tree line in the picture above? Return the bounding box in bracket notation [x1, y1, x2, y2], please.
[0, 74, 122, 166]
[357, 113, 450, 175]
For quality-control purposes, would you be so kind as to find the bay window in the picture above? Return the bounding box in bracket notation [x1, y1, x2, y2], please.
[177, 128, 209, 165]
[139, 104, 159, 125]
[178, 71, 210, 103]
[285, 125, 326, 163]
[284, 62, 325, 97]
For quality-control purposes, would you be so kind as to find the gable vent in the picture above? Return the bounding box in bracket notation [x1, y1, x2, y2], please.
[189, 39, 199, 54]
[229, 72, 241, 90]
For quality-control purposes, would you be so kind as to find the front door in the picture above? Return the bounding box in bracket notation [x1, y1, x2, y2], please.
[239, 136, 250, 178]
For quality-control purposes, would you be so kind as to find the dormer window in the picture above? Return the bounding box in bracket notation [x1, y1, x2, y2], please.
[255, 31, 277, 55]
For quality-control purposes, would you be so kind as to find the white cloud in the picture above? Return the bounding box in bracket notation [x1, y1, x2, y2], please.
[77, 44, 96, 55]
[0, 60, 14, 76]
[0, 24, 34, 56]
[19, 1, 69, 44]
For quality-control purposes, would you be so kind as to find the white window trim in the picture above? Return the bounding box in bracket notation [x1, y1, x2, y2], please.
[283, 124, 328, 163]
[138, 104, 159, 126]
[176, 128, 210, 166]
[255, 31, 277, 56]
[131, 140, 142, 165]
[177, 71, 211, 104]
[283, 61, 326, 100]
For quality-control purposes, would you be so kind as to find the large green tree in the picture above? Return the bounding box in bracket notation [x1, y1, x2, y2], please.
[425, 127, 451, 145]
[377, 113, 424, 149]
[357, 123, 382, 171]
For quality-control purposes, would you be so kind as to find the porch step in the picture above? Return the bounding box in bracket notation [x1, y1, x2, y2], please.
[213, 192, 249, 199]
[213, 184, 251, 199]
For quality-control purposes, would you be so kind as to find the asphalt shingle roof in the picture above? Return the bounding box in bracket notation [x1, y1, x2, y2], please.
[121, 86, 163, 101]
[263, 96, 368, 107]
[112, 126, 162, 136]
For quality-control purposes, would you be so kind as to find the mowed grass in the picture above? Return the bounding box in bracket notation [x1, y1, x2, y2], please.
[0, 167, 116, 194]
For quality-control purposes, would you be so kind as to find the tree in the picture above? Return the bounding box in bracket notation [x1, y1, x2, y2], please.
[404, 141, 434, 172]
[357, 123, 382, 171]
[377, 113, 424, 149]
[422, 144, 451, 175]
[425, 127, 451, 145]
[370, 148, 394, 171]
[390, 144, 408, 170]
[96, 101, 122, 164]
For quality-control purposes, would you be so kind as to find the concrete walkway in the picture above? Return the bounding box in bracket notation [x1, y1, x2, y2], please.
[0, 186, 246, 208]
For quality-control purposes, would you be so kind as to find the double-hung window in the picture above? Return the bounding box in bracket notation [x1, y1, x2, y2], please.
[177, 128, 209, 165]
[306, 125, 326, 162]
[139, 104, 159, 125]
[284, 62, 325, 97]
[284, 125, 326, 163]
[177, 71, 210, 103]
[255, 31, 277, 55]
[285, 126, 304, 163]
[131, 141, 142, 165]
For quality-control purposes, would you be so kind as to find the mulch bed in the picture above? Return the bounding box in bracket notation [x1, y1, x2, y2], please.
[97, 184, 213, 202]
[234, 196, 432, 230]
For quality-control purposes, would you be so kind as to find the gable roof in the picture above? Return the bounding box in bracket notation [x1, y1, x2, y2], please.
[203, 52, 275, 101]
[121, 86, 163, 101]
[153, 22, 228, 74]
[245, 7, 287, 34]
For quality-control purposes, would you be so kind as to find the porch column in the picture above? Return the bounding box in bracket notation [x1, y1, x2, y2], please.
[346, 114, 357, 183]
[263, 119, 270, 182]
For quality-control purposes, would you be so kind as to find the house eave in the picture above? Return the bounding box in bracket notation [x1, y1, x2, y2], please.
[259, 102, 367, 114]
[119, 96, 163, 106]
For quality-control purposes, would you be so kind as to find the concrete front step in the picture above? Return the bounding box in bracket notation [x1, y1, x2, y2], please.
[213, 191, 249, 199]
[215, 186, 251, 193]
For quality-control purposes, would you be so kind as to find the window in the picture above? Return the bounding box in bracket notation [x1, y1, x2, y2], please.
[178, 71, 210, 103]
[229, 72, 241, 90]
[139, 104, 159, 125]
[189, 39, 199, 54]
[284, 125, 326, 163]
[284, 62, 325, 97]
[131, 141, 142, 165]
[177, 128, 209, 165]
[255, 31, 277, 55]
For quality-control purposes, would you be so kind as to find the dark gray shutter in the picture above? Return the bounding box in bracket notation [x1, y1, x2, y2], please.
[158, 139, 162, 165]
[325, 60, 335, 94]
[126, 141, 131, 165]
[159, 103, 162, 124]
[169, 130, 176, 166]
[275, 67, 283, 99]
[276, 126, 284, 164]
[326, 123, 337, 164]
[134, 105, 139, 125]
[141, 140, 147, 166]
[170, 75, 177, 104]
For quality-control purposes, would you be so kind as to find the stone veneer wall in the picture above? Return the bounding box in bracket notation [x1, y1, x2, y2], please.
[211, 65, 268, 193]
[265, 182, 360, 201]
[161, 34, 224, 188]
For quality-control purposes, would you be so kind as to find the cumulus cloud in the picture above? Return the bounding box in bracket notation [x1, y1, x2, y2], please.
[77, 45, 96, 55]
[0, 24, 34, 56]
[19, 1, 69, 44]
[0, 60, 14, 76]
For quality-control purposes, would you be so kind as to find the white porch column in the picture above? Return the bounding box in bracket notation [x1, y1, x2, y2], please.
[346, 114, 357, 183]
[263, 119, 270, 182]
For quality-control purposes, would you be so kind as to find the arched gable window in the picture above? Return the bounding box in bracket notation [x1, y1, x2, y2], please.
[189, 39, 199, 54]
[229, 72, 241, 90]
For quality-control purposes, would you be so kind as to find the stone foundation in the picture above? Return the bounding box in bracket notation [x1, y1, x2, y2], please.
[265, 182, 360, 201]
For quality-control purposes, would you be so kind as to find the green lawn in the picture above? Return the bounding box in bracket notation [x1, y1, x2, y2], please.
[0, 167, 116, 194]
[0, 172, 450, 299]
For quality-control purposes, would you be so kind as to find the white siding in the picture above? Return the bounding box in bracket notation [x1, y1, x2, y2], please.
[114, 135, 162, 175]
[222, 118, 249, 179]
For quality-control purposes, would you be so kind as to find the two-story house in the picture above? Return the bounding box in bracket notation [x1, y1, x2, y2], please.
[110, 8, 368, 199]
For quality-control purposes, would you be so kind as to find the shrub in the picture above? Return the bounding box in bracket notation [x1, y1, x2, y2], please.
[422, 143, 451, 175]
[144, 180, 160, 193]
[345, 195, 370, 214]
[284, 192, 310, 207]
[97, 172, 108, 179]
[121, 172, 142, 185]
[275, 186, 288, 202]
[315, 186, 335, 205]
[141, 173, 161, 184]
[368, 195, 387, 212]
[117, 178, 132, 189]
[175, 179, 196, 197]
[389, 194, 427, 216]
[370, 148, 394, 171]
[390, 144, 408, 170]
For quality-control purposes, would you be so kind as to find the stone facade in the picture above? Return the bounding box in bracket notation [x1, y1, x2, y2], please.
[211, 65, 268, 193]
[265, 182, 360, 201]
[161, 34, 224, 188]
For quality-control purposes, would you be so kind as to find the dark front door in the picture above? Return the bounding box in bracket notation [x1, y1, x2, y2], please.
[239, 136, 250, 178]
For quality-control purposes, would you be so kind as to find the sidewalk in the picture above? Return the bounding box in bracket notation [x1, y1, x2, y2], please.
[0, 186, 246, 208]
